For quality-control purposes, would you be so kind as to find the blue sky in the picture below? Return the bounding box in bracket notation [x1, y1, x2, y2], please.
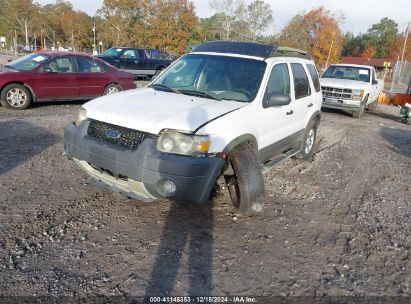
[36, 0, 410, 34]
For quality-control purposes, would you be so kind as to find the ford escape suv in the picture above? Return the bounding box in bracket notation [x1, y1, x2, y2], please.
[64, 41, 322, 213]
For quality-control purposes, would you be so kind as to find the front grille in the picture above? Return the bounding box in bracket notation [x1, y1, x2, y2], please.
[87, 120, 147, 150]
[321, 86, 353, 99]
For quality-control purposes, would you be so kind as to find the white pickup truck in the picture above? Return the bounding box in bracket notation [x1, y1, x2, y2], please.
[320, 64, 383, 118]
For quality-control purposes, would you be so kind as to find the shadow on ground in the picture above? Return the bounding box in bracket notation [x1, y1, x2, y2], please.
[0, 120, 60, 175]
[144, 202, 214, 297]
[380, 126, 411, 158]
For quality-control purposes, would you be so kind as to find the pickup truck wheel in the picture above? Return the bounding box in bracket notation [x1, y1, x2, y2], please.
[154, 68, 165, 77]
[226, 142, 265, 213]
[0, 84, 32, 110]
[296, 120, 317, 161]
[367, 100, 378, 112]
[103, 84, 121, 95]
[352, 97, 367, 118]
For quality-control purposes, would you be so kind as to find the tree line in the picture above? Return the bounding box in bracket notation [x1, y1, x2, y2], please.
[0, 0, 409, 68]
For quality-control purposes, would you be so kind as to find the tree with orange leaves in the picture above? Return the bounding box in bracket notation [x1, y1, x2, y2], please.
[278, 7, 344, 70]
[360, 43, 376, 59]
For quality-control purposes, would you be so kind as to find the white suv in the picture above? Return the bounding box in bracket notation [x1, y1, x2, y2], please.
[64, 41, 322, 213]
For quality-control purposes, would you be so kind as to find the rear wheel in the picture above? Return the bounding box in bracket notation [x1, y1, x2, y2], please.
[103, 84, 121, 95]
[296, 119, 318, 161]
[0, 84, 32, 110]
[226, 142, 265, 213]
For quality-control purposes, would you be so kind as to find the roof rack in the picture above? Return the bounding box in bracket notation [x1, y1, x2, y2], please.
[272, 46, 310, 59]
[193, 41, 311, 60]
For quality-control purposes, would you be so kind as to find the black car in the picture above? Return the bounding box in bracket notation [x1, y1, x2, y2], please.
[97, 47, 173, 78]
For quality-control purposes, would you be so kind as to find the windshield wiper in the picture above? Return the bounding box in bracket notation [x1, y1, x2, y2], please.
[149, 83, 180, 94]
[178, 89, 221, 101]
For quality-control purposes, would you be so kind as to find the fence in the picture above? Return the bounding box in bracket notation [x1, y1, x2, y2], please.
[388, 60, 411, 94]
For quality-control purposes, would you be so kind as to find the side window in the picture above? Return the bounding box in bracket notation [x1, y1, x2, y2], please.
[291, 63, 311, 99]
[306, 64, 321, 92]
[44, 57, 74, 73]
[263, 63, 290, 107]
[76, 56, 103, 73]
[137, 50, 146, 59]
[372, 69, 376, 82]
[122, 50, 136, 59]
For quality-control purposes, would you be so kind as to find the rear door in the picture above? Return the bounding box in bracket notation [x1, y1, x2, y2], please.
[73, 55, 108, 97]
[289, 62, 313, 132]
[36, 56, 77, 99]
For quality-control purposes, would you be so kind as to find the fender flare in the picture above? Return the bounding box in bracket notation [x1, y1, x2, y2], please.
[222, 134, 258, 154]
[306, 110, 321, 128]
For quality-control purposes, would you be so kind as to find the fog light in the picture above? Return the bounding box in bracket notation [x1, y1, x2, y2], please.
[157, 179, 177, 197]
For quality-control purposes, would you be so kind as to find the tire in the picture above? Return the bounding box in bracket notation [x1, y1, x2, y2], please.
[154, 68, 164, 77]
[226, 142, 265, 213]
[103, 84, 121, 95]
[0, 84, 32, 110]
[367, 100, 378, 112]
[352, 96, 367, 118]
[296, 119, 318, 161]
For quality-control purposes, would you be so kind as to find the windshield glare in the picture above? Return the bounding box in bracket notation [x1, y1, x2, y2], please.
[101, 48, 124, 57]
[6, 53, 50, 71]
[322, 65, 370, 82]
[153, 54, 266, 103]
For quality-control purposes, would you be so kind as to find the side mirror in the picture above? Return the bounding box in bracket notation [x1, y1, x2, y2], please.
[7, 59, 12, 63]
[372, 80, 378, 85]
[264, 93, 291, 108]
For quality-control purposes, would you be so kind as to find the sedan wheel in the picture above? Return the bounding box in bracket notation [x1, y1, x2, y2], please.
[104, 84, 121, 95]
[0, 84, 32, 110]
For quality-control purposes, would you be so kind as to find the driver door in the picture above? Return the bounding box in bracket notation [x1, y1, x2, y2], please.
[36, 56, 77, 99]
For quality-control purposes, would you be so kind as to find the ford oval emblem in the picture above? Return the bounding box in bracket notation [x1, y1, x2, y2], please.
[105, 129, 121, 139]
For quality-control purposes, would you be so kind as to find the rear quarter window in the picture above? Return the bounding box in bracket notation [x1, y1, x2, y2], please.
[306, 64, 321, 92]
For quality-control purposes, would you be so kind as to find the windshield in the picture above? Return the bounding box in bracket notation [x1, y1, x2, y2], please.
[152, 54, 266, 103]
[322, 65, 370, 83]
[101, 48, 124, 57]
[5, 53, 50, 71]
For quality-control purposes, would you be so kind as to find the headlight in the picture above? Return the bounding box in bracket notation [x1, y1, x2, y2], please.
[74, 108, 87, 126]
[352, 90, 364, 97]
[157, 130, 210, 156]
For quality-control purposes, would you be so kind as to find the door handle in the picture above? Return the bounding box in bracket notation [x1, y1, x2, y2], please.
[134, 60, 139, 64]
[308, 103, 313, 107]
[286, 110, 294, 115]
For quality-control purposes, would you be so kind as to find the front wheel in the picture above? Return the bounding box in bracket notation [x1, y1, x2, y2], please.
[0, 84, 32, 110]
[352, 96, 367, 118]
[367, 100, 378, 112]
[103, 84, 121, 95]
[226, 142, 265, 213]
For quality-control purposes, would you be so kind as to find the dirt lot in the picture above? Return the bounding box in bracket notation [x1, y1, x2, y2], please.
[0, 94, 410, 301]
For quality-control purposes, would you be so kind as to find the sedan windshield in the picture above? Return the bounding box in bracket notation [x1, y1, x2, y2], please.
[100, 48, 124, 57]
[5, 53, 50, 71]
[322, 65, 370, 82]
[152, 54, 266, 103]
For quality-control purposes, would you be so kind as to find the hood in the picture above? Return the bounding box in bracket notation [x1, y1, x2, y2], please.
[320, 78, 369, 90]
[83, 88, 247, 135]
[0, 66, 18, 75]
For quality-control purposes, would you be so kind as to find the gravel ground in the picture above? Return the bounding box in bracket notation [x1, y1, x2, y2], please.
[0, 95, 410, 302]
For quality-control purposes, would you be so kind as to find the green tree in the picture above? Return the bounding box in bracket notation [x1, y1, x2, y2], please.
[363, 17, 398, 58]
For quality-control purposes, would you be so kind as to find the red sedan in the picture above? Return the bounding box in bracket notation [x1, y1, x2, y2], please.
[0, 52, 136, 110]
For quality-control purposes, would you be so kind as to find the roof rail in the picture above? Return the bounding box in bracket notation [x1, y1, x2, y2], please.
[272, 46, 311, 59]
[193, 41, 311, 60]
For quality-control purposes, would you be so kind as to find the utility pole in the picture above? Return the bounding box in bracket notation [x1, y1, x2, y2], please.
[325, 40, 334, 69]
[398, 22, 410, 81]
[93, 21, 96, 55]
[24, 19, 29, 51]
